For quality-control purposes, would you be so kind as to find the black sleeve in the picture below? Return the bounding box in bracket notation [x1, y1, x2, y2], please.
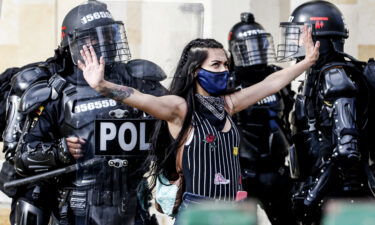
[14, 98, 72, 176]
[25, 99, 63, 145]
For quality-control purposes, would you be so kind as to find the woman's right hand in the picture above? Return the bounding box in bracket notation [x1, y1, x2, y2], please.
[302, 25, 320, 66]
[77, 45, 106, 91]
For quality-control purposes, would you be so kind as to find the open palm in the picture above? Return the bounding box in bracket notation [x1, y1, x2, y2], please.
[302, 25, 320, 64]
[77, 45, 105, 90]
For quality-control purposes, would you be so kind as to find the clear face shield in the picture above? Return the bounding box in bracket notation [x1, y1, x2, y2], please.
[276, 22, 311, 62]
[231, 33, 276, 67]
[68, 22, 131, 65]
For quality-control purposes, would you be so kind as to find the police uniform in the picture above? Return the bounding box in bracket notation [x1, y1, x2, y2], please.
[15, 63, 165, 225]
[12, 1, 166, 224]
[228, 13, 297, 225]
[277, 1, 375, 224]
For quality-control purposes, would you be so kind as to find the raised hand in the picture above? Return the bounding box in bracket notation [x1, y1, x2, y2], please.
[77, 45, 105, 91]
[302, 25, 320, 65]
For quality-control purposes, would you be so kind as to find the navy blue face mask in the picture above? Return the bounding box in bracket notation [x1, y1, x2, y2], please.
[197, 68, 229, 95]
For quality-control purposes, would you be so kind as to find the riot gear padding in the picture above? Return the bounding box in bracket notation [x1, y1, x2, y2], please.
[126, 59, 167, 81]
[289, 59, 374, 224]
[14, 199, 50, 225]
[332, 97, 359, 162]
[322, 67, 357, 98]
[14, 138, 72, 176]
[1, 50, 71, 224]
[0, 68, 21, 140]
[2, 67, 52, 162]
[61, 0, 131, 65]
[321, 67, 360, 163]
[19, 75, 67, 114]
[231, 63, 297, 224]
[10, 67, 51, 95]
[277, 0, 348, 61]
[229, 12, 276, 67]
[14, 59, 167, 224]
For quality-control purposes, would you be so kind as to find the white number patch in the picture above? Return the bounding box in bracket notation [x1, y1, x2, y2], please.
[81, 11, 112, 24]
[75, 99, 116, 113]
[237, 29, 266, 38]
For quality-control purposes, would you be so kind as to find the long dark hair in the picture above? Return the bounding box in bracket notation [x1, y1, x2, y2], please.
[146, 38, 225, 188]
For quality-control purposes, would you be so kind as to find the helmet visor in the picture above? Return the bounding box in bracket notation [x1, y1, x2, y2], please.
[276, 22, 309, 62]
[69, 22, 131, 65]
[231, 33, 276, 67]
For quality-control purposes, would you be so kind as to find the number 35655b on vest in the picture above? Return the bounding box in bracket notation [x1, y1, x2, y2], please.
[94, 118, 156, 156]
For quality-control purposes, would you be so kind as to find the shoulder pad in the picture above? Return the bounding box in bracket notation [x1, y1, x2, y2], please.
[322, 67, 357, 98]
[19, 81, 51, 114]
[11, 66, 51, 94]
[19, 75, 66, 114]
[126, 59, 167, 81]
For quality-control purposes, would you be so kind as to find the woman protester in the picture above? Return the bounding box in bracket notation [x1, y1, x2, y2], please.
[77, 25, 319, 219]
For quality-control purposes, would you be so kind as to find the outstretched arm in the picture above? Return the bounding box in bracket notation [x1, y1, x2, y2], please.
[77, 46, 186, 124]
[225, 26, 320, 115]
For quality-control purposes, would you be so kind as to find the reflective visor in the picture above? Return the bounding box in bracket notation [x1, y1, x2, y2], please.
[276, 22, 309, 62]
[69, 22, 131, 65]
[231, 33, 276, 67]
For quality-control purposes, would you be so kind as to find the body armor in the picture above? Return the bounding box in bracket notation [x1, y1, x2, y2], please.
[3, 66, 52, 161]
[13, 60, 165, 225]
[237, 91, 289, 172]
[232, 65, 297, 225]
[1, 60, 65, 225]
[289, 61, 375, 224]
[277, 2, 375, 224]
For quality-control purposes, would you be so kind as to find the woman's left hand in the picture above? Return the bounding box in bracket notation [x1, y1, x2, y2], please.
[302, 25, 320, 66]
[77, 45, 106, 91]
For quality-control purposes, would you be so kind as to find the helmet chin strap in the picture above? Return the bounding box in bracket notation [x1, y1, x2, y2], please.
[331, 38, 345, 53]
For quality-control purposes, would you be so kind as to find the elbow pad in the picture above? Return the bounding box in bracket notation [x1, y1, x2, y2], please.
[332, 97, 360, 162]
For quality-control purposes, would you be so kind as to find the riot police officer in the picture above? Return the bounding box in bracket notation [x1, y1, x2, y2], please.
[228, 12, 297, 225]
[11, 1, 165, 224]
[277, 1, 375, 224]
[0, 38, 69, 225]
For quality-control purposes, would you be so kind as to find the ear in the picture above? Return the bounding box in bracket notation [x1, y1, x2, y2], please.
[193, 68, 200, 78]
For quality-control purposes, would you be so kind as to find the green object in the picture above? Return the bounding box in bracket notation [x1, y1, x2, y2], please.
[178, 202, 257, 225]
[322, 200, 375, 225]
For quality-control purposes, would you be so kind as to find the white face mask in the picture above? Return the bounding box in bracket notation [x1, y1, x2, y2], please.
[155, 174, 180, 216]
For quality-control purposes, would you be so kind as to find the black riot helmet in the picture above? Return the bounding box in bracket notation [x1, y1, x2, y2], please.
[228, 12, 276, 67]
[60, 0, 131, 65]
[277, 0, 348, 61]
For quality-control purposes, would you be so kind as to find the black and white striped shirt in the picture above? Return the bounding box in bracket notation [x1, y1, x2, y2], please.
[182, 111, 241, 201]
